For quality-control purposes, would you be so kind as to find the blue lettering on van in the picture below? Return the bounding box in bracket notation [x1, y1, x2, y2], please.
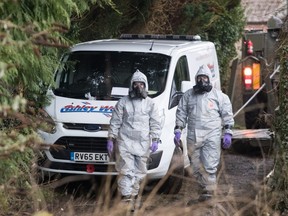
[60, 103, 114, 113]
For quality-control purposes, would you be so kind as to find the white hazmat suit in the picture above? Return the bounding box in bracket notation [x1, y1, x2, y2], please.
[108, 70, 162, 197]
[175, 65, 234, 195]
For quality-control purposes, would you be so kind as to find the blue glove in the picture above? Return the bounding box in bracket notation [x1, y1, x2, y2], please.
[107, 139, 114, 156]
[150, 141, 158, 153]
[222, 133, 232, 149]
[174, 131, 181, 146]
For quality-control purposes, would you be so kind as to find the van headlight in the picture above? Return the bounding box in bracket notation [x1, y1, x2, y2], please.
[38, 109, 56, 134]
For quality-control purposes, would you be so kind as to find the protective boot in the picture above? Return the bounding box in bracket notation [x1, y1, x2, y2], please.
[198, 190, 213, 202]
[186, 190, 213, 206]
[121, 195, 134, 211]
[121, 195, 132, 202]
[131, 195, 142, 212]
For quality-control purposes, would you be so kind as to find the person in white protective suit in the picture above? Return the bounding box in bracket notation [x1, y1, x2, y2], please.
[174, 64, 234, 203]
[107, 69, 162, 209]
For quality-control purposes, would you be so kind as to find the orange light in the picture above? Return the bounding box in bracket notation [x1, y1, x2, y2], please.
[252, 63, 260, 89]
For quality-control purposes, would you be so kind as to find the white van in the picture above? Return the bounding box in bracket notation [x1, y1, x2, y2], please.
[37, 34, 221, 194]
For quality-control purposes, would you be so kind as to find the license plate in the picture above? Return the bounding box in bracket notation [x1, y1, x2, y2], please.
[70, 152, 109, 162]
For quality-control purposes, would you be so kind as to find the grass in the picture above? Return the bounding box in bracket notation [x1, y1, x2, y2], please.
[0, 147, 282, 216]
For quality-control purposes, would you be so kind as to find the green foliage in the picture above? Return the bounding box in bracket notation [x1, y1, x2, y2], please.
[69, 0, 245, 88]
[0, 0, 111, 106]
[94, 0, 244, 88]
[270, 21, 288, 212]
[177, 0, 245, 86]
[0, 0, 117, 214]
[0, 1, 70, 161]
[0, 0, 117, 149]
[72, 0, 153, 40]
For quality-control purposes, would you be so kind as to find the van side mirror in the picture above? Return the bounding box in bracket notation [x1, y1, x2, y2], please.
[181, 81, 193, 92]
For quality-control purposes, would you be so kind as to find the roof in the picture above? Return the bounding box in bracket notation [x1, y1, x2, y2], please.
[242, 0, 287, 23]
[71, 38, 214, 56]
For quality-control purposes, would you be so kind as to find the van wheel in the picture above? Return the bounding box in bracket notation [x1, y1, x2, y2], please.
[158, 147, 184, 194]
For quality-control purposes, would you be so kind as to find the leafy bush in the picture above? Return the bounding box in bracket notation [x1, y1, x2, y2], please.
[0, 0, 116, 214]
[178, 1, 245, 86]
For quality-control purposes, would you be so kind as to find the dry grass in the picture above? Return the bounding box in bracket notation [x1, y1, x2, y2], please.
[1, 149, 279, 216]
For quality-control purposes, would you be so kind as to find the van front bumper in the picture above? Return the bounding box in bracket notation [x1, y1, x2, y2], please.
[36, 149, 163, 178]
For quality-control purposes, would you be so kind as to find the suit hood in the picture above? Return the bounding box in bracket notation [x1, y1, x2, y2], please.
[129, 69, 149, 92]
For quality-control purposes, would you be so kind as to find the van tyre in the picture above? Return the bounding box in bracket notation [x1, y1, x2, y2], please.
[158, 147, 184, 194]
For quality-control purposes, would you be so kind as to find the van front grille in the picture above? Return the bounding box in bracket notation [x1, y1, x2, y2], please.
[50, 137, 107, 160]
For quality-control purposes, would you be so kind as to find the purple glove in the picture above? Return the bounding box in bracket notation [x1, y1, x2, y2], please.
[174, 131, 181, 146]
[107, 139, 114, 156]
[222, 133, 232, 149]
[150, 141, 158, 153]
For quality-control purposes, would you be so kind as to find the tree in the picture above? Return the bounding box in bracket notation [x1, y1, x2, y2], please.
[269, 16, 288, 213]
[71, 0, 153, 40]
[0, 0, 117, 156]
[0, 0, 115, 213]
[74, 0, 245, 88]
[176, 0, 245, 87]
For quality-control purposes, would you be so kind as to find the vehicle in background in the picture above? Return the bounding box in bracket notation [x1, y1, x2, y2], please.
[228, 16, 282, 151]
[233, 15, 281, 129]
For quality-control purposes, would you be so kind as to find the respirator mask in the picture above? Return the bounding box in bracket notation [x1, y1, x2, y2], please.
[129, 81, 148, 99]
[193, 75, 212, 94]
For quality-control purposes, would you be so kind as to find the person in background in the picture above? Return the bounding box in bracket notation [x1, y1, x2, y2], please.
[174, 64, 234, 203]
[107, 69, 162, 210]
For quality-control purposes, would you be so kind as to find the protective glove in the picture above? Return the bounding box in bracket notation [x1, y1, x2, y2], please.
[150, 141, 158, 153]
[107, 139, 114, 156]
[222, 133, 232, 149]
[174, 131, 181, 146]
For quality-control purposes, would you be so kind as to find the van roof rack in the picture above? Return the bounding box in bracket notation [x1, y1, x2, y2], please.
[120, 34, 201, 41]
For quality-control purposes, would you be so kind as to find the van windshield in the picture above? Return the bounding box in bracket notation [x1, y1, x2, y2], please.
[53, 51, 170, 100]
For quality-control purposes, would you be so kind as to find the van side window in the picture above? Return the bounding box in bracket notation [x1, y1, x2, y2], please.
[169, 56, 190, 109]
